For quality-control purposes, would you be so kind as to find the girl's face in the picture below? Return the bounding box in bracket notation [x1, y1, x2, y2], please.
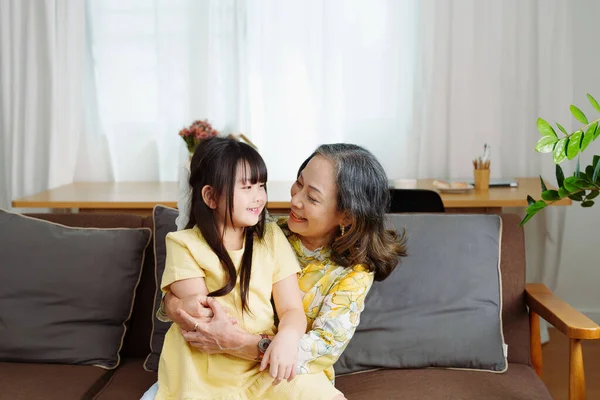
[214, 161, 267, 231]
[288, 155, 346, 250]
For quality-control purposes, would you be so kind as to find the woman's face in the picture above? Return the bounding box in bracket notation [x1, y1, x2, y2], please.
[288, 155, 346, 250]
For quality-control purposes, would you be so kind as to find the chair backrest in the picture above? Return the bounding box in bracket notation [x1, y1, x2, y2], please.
[388, 189, 445, 213]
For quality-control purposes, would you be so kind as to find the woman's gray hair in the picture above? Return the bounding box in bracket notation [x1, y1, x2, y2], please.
[300, 143, 390, 219]
[297, 143, 406, 281]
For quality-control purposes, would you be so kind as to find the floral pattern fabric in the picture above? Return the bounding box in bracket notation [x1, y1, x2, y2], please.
[276, 217, 375, 384]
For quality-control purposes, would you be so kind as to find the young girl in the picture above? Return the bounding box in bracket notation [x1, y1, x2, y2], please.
[156, 137, 344, 400]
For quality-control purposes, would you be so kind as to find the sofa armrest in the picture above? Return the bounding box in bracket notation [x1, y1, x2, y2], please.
[526, 283, 599, 400]
[525, 283, 600, 339]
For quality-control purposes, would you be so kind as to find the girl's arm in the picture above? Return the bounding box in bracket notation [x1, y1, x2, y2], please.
[178, 266, 374, 379]
[178, 273, 307, 367]
[168, 277, 208, 299]
[259, 273, 306, 384]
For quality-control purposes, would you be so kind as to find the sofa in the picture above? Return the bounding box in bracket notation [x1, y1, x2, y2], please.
[1, 210, 598, 400]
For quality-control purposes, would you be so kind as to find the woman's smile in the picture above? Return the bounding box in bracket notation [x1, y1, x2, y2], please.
[289, 210, 307, 223]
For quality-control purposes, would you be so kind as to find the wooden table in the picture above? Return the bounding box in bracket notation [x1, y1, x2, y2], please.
[11, 178, 571, 216]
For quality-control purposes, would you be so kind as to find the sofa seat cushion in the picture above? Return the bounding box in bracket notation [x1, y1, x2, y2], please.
[0, 362, 111, 400]
[335, 363, 552, 400]
[94, 358, 157, 399]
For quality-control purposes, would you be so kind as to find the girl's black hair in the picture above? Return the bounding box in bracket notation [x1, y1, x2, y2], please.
[186, 137, 268, 313]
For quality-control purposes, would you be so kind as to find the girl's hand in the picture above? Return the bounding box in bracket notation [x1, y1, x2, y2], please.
[260, 330, 299, 385]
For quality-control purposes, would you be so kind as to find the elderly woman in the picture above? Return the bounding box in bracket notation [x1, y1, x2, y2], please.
[142, 143, 406, 399]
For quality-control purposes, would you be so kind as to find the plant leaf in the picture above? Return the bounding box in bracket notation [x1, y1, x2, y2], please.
[539, 176, 548, 192]
[541, 190, 560, 201]
[569, 192, 585, 201]
[526, 200, 547, 214]
[587, 93, 600, 113]
[594, 158, 600, 182]
[520, 213, 535, 226]
[570, 105, 589, 124]
[586, 165, 595, 178]
[582, 200, 595, 207]
[581, 122, 598, 152]
[587, 190, 600, 200]
[537, 118, 558, 138]
[566, 131, 582, 160]
[563, 177, 579, 192]
[575, 158, 581, 178]
[556, 164, 565, 187]
[553, 137, 568, 164]
[594, 124, 600, 140]
[556, 122, 569, 136]
[527, 195, 536, 206]
[558, 187, 570, 198]
[535, 135, 558, 153]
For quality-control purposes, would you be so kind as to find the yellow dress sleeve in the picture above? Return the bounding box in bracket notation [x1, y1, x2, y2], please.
[270, 222, 301, 283]
[160, 231, 206, 293]
[297, 266, 374, 379]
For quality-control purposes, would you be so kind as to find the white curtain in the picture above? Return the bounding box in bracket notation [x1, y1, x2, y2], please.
[410, 0, 573, 341]
[84, 0, 418, 182]
[0, 0, 85, 210]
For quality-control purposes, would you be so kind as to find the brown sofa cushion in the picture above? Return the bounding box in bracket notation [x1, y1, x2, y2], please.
[335, 364, 552, 400]
[95, 358, 158, 399]
[0, 362, 112, 400]
[0, 209, 151, 369]
[144, 205, 179, 371]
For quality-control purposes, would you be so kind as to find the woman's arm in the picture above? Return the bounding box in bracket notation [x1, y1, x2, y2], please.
[177, 299, 266, 358]
[179, 267, 374, 375]
[296, 267, 374, 377]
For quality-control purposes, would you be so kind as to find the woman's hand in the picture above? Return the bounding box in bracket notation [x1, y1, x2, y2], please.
[165, 291, 226, 331]
[260, 329, 300, 385]
[179, 297, 243, 353]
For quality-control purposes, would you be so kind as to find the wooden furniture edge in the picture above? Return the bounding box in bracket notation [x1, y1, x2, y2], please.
[526, 283, 600, 400]
[526, 283, 600, 339]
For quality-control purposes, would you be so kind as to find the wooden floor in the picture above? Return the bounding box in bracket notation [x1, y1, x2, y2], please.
[542, 328, 600, 400]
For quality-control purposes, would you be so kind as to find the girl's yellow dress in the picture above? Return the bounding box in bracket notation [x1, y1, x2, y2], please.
[156, 221, 342, 400]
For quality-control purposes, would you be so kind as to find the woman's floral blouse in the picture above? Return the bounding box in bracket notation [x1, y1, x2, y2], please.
[277, 218, 375, 384]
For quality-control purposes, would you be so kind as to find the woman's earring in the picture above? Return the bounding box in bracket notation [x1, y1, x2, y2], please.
[340, 225, 345, 236]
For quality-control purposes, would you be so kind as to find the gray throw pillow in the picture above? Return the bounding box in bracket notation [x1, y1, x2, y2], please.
[144, 205, 179, 372]
[0, 209, 151, 369]
[334, 214, 507, 375]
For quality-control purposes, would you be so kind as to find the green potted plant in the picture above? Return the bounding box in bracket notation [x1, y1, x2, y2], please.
[521, 94, 600, 225]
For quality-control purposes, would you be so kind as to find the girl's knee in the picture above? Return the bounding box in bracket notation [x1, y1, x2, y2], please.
[331, 395, 346, 400]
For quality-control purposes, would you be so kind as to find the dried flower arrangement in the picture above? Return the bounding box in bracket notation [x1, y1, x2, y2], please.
[179, 119, 219, 154]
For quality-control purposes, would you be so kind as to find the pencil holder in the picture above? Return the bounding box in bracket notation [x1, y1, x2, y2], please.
[474, 169, 490, 191]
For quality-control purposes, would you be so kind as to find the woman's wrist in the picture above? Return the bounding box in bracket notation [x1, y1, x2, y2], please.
[225, 332, 271, 361]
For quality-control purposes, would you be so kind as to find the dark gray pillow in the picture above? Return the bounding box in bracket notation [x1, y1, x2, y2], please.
[0, 209, 151, 369]
[334, 214, 507, 375]
[144, 205, 178, 372]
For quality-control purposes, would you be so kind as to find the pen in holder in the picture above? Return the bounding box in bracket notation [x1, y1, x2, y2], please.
[473, 158, 490, 192]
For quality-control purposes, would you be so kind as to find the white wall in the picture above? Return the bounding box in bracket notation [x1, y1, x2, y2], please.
[553, 0, 600, 323]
